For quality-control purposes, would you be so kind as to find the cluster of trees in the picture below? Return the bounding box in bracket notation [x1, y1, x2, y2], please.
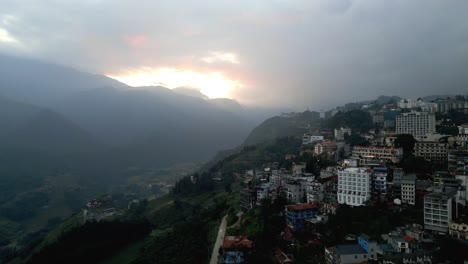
[171, 173, 215, 196]
[29, 220, 150, 264]
[327, 109, 373, 133]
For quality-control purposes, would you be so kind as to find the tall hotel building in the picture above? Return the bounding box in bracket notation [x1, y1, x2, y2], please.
[396, 112, 436, 140]
[337, 167, 372, 207]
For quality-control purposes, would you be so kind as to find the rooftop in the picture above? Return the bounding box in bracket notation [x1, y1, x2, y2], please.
[286, 204, 318, 211]
[334, 244, 366, 255]
[223, 236, 253, 250]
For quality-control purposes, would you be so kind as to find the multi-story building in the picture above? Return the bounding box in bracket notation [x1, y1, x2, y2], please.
[256, 183, 272, 203]
[449, 222, 468, 240]
[436, 99, 467, 113]
[456, 123, 468, 148]
[372, 167, 388, 197]
[351, 146, 403, 165]
[325, 234, 378, 264]
[337, 167, 372, 207]
[401, 174, 416, 205]
[372, 112, 384, 124]
[285, 204, 319, 231]
[302, 133, 324, 145]
[285, 180, 307, 204]
[315, 142, 338, 156]
[323, 176, 338, 204]
[334, 127, 352, 141]
[392, 168, 405, 199]
[414, 141, 449, 163]
[448, 149, 468, 176]
[396, 112, 436, 140]
[424, 186, 457, 233]
[306, 181, 324, 204]
[240, 188, 257, 211]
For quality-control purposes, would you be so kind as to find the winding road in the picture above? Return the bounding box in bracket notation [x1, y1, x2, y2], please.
[209, 215, 227, 264]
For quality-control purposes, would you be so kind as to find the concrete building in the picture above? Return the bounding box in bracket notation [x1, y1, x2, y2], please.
[401, 174, 417, 205]
[325, 234, 378, 264]
[256, 183, 272, 203]
[285, 180, 307, 204]
[424, 186, 457, 233]
[448, 148, 468, 176]
[372, 112, 385, 124]
[315, 142, 338, 156]
[436, 99, 467, 113]
[302, 133, 324, 145]
[337, 167, 372, 207]
[334, 127, 352, 141]
[414, 141, 449, 163]
[396, 112, 436, 140]
[306, 181, 324, 204]
[351, 146, 403, 165]
[449, 222, 468, 240]
[372, 167, 388, 197]
[285, 204, 319, 231]
[240, 188, 257, 211]
[392, 168, 405, 199]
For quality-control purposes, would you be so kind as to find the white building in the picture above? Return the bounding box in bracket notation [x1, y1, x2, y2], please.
[396, 112, 436, 140]
[302, 134, 324, 145]
[401, 174, 416, 205]
[334, 127, 352, 141]
[337, 167, 372, 207]
[424, 186, 457, 233]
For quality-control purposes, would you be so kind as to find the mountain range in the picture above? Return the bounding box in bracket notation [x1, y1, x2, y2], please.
[0, 54, 283, 241]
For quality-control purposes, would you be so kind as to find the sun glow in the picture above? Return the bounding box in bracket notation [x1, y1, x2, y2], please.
[107, 67, 242, 99]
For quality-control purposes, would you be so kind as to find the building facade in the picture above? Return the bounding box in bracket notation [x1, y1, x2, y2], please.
[325, 234, 378, 264]
[306, 181, 324, 205]
[334, 127, 352, 141]
[449, 222, 468, 240]
[401, 174, 417, 205]
[351, 146, 403, 165]
[337, 167, 372, 207]
[285, 204, 319, 231]
[424, 186, 457, 233]
[414, 141, 449, 163]
[396, 112, 436, 139]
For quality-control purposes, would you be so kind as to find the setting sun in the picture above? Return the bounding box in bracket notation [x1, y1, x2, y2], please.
[107, 67, 242, 99]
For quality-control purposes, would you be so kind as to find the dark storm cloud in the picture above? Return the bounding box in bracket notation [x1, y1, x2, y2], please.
[1, 0, 468, 109]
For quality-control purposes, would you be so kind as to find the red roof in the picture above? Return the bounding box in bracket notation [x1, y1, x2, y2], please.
[402, 235, 413, 242]
[286, 204, 317, 211]
[223, 236, 253, 249]
[275, 248, 284, 256]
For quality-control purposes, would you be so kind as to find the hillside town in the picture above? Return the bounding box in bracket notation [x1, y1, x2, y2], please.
[230, 97, 468, 264]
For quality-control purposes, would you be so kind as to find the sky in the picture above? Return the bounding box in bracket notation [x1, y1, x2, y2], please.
[1, 0, 468, 110]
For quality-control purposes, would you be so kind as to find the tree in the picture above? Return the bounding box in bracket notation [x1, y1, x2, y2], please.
[345, 134, 370, 147]
[394, 134, 416, 154]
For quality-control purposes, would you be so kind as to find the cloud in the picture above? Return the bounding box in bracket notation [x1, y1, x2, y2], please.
[1, 0, 468, 109]
[201, 52, 240, 64]
[0, 27, 18, 43]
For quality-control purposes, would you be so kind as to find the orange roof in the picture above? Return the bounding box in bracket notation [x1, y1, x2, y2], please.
[286, 204, 317, 211]
[223, 236, 253, 249]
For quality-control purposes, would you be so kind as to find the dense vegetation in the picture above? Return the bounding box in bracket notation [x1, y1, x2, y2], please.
[29, 221, 150, 264]
[243, 111, 320, 146]
[327, 109, 373, 133]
